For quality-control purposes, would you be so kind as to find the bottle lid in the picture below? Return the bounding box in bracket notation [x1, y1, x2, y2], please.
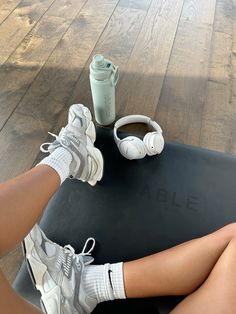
[92, 54, 105, 67]
[90, 54, 118, 83]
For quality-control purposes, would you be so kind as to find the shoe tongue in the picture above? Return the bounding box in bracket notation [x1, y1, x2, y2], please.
[45, 242, 56, 257]
[81, 255, 94, 265]
[67, 117, 82, 131]
[73, 117, 82, 127]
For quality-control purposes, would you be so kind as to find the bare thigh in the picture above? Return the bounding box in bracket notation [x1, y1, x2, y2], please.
[171, 238, 236, 314]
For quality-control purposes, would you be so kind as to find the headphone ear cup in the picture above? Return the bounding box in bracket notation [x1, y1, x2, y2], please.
[143, 132, 164, 156]
[118, 136, 146, 160]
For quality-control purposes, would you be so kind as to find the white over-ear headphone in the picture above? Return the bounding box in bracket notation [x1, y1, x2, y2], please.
[114, 115, 164, 160]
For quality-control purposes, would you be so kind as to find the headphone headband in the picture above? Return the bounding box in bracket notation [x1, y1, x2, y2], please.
[114, 115, 162, 142]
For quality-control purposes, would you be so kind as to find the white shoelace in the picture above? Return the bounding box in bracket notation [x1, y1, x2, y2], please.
[40, 129, 76, 153]
[63, 237, 96, 264]
[40, 132, 61, 153]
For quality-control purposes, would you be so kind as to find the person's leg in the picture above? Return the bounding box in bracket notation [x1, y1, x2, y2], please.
[0, 104, 103, 313]
[24, 222, 236, 314]
[0, 165, 60, 257]
[0, 104, 103, 257]
[171, 236, 236, 314]
[123, 223, 236, 297]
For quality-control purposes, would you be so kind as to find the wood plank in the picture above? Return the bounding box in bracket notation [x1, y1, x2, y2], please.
[231, 0, 236, 153]
[232, 0, 236, 97]
[0, 16, 70, 130]
[0, 113, 51, 182]
[116, 0, 184, 118]
[0, 0, 56, 66]
[155, 0, 216, 147]
[213, 0, 232, 35]
[68, 4, 151, 112]
[46, 0, 87, 20]
[16, 0, 120, 122]
[180, 0, 216, 26]
[0, 0, 87, 130]
[118, 0, 151, 11]
[200, 80, 234, 153]
[200, 0, 235, 153]
[0, 0, 22, 25]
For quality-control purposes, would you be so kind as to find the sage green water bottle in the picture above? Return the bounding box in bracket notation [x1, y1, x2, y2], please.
[89, 54, 119, 125]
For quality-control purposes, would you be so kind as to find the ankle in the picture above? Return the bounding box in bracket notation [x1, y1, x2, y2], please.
[83, 262, 126, 304]
[37, 147, 72, 184]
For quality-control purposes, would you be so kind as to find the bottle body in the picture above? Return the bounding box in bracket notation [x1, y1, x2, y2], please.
[89, 55, 118, 126]
[89, 76, 115, 125]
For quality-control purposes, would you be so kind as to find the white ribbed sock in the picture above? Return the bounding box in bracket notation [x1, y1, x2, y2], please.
[109, 263, 126, 299]
[83, 262, 126, 304]
[37, 147, 73, 184]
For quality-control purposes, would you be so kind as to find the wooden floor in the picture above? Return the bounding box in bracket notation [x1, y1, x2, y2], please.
[0, 0, 236, 283]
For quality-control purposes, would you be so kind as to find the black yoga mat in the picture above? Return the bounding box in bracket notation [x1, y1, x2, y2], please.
[13, 127, 236, 313]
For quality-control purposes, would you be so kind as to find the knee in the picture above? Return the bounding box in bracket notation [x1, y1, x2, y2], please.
[223, 223, 236, 237]
[209, 223, 236, 244]
[217, 223, 236, 244]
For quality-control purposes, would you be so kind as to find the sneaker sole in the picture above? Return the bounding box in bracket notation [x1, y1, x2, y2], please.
[22, 233, 59, 314]
[87, 146, 104, 186]
[71, 105, 104, 185]
[23, 228, 96, 314]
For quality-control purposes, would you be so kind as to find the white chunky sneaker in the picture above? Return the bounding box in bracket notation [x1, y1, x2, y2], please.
[23, 224, 98, 314]
[40, 104, 103, 186]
